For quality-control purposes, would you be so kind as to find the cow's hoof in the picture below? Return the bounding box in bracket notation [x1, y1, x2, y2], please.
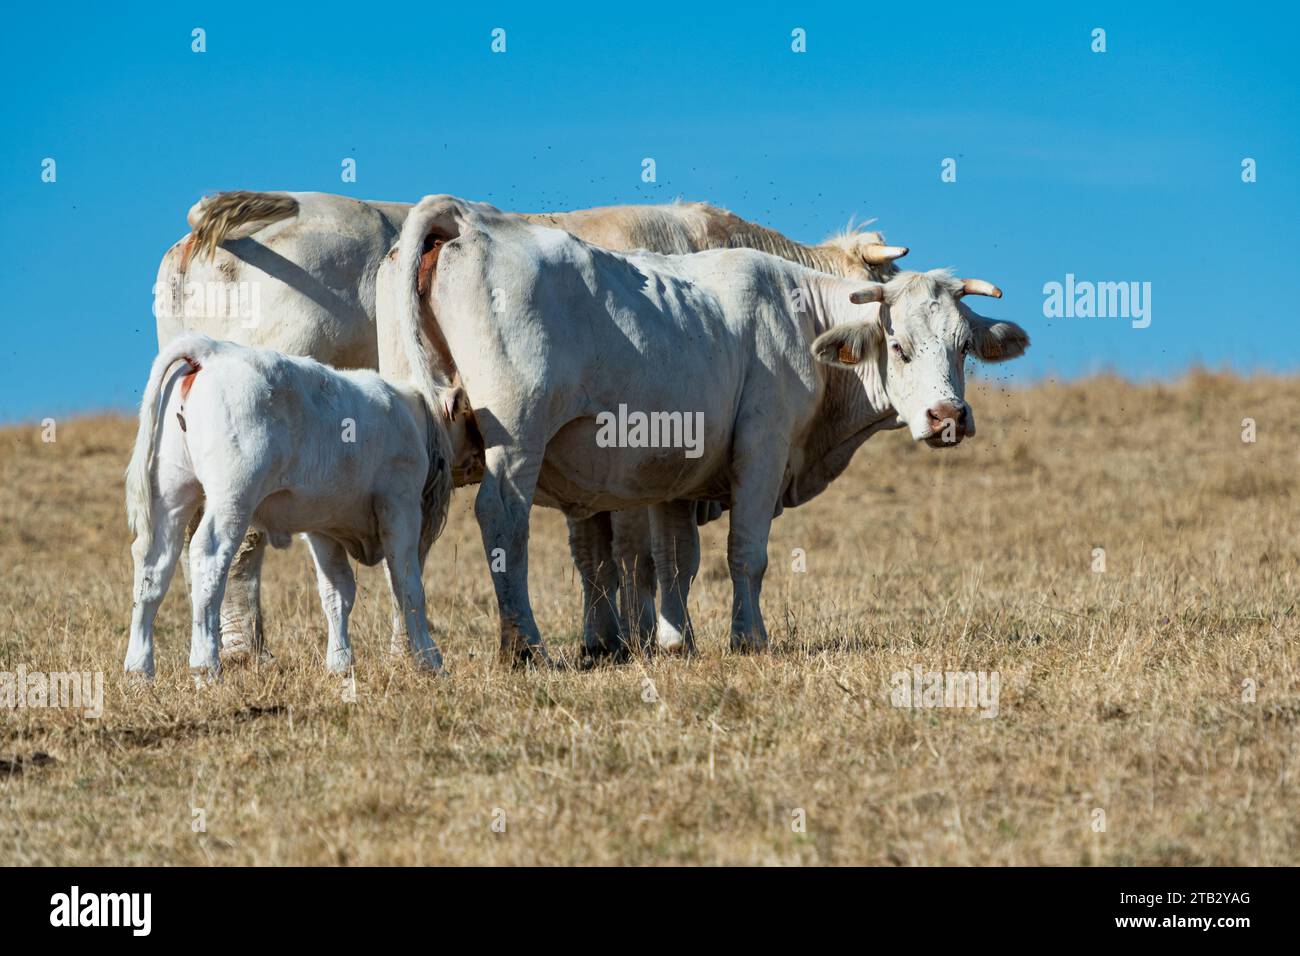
[123, 667, 155, 685]
[190, 665, 222, 686]
[501, 647, 555, 671]
[728, 632, 769, 654]
[580, 640, 629, 669]
[326, 648, 354, 673]
[411, 647, 444, 673]
[220, 637, 272, 667]
[498, 623, 552, 670]
[655, 617, 695, 655]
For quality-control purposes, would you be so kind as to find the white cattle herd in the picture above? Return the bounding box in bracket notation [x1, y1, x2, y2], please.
[127, 189, 1028, 678]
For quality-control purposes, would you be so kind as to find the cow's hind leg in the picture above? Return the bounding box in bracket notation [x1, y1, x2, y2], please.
[305, 534, 357, 673]
[187, 502, 255, 679]
[612, 509, 657, 653]
[378, 497, 443, 672]
[474, 445, 548, 668]
[649, 500, 700, 655]
[568, 512, 626, 664]
[126, 483, 202, 679]
[386, 580, 406, 656]
[219, 528, 271, 665]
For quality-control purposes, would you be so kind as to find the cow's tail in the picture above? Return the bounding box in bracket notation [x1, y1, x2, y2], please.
[394, 195, 474, 552]
[125, 333, 218, 540]
[394, 194, 470, 409]
[187, 191, 300, 261]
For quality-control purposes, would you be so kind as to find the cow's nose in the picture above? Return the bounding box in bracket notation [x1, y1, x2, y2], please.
[926, 402, 968, 440]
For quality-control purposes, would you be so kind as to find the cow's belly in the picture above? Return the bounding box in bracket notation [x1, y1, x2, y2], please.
[534, 416, 733, 514]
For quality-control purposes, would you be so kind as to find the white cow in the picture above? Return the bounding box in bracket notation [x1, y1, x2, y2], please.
[386, 195, 1028, 664]
[160, 190, 908, 662]
[123, 333, 455, 679]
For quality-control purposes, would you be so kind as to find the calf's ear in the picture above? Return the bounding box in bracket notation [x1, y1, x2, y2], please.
[440, 384, 470, 422]
[811, 319, 883, 368]
[968, 314, 1030, 363]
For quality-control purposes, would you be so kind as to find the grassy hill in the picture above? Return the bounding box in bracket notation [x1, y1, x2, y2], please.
[1, 372, 1296, 864]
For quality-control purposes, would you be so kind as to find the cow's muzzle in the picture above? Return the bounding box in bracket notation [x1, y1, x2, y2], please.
[923, 401, 971, 447]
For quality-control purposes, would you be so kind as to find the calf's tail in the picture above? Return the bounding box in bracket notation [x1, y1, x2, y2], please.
[124, 333, 218, 539]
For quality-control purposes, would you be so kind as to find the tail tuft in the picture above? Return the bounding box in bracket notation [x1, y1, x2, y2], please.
[188, 191, 299, 261]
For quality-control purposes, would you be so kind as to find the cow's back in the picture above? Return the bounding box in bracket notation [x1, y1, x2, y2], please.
[431, 216, 824, 506]
[156, 193, 412, 370]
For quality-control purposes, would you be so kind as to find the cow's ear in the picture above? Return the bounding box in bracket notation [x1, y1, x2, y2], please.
[812, 319, 883, 368]
[968, 314, 1029, 363]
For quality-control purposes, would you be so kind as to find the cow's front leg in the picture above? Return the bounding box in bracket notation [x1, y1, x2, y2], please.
[567, 512, 626, 664]
[648, 500, 700, 654]
[475, 448, 549, 668]
[219, 528, 270, 664]
[612, 508, 657, 653]
[726, 445, 787, 653]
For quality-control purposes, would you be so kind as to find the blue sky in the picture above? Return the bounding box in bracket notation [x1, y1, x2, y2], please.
[1, 1, 1296, 422]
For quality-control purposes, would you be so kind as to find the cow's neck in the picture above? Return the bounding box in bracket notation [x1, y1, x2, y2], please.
[781, 276, 902, 508]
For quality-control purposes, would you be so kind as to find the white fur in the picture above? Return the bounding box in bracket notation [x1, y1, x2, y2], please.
[161, 190, 905, 661]
[123, 333, 450, 679]
[381, 196, 1028, 661]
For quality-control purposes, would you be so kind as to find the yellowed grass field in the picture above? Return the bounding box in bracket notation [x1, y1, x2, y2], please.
[1, 372, 1297, 865]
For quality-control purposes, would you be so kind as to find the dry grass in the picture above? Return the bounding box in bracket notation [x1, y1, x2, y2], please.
[1, 371, 1297, 865]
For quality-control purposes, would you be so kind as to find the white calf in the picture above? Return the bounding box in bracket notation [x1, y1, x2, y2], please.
[123, 333, 452, 679]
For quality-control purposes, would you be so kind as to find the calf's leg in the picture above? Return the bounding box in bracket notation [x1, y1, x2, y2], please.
[378, 498, 443, 672]
[306, 534, 357, 673]
[125, 485, 201, 678]
[187, 504, 254, 679]
[219, 528, 270, 663]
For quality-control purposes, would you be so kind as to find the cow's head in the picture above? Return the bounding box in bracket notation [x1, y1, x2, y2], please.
[811, 270, 1029, 447]
[820, 228, 911, 282]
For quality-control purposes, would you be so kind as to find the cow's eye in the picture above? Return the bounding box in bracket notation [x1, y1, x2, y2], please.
[960, 339, 973, 355]
[890, 341, 910, 363]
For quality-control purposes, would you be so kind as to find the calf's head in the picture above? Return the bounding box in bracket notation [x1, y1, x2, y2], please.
[812, 270, 1029, 446]
[436, 384, 485, 484]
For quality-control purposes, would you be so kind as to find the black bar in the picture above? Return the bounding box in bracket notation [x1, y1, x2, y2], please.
[0, 867, 1283, 942]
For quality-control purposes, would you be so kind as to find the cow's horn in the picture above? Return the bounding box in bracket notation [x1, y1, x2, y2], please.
[958, 278, 1002, 299]
[862, 243, 909, 264]
[849, 285, 885, 304]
